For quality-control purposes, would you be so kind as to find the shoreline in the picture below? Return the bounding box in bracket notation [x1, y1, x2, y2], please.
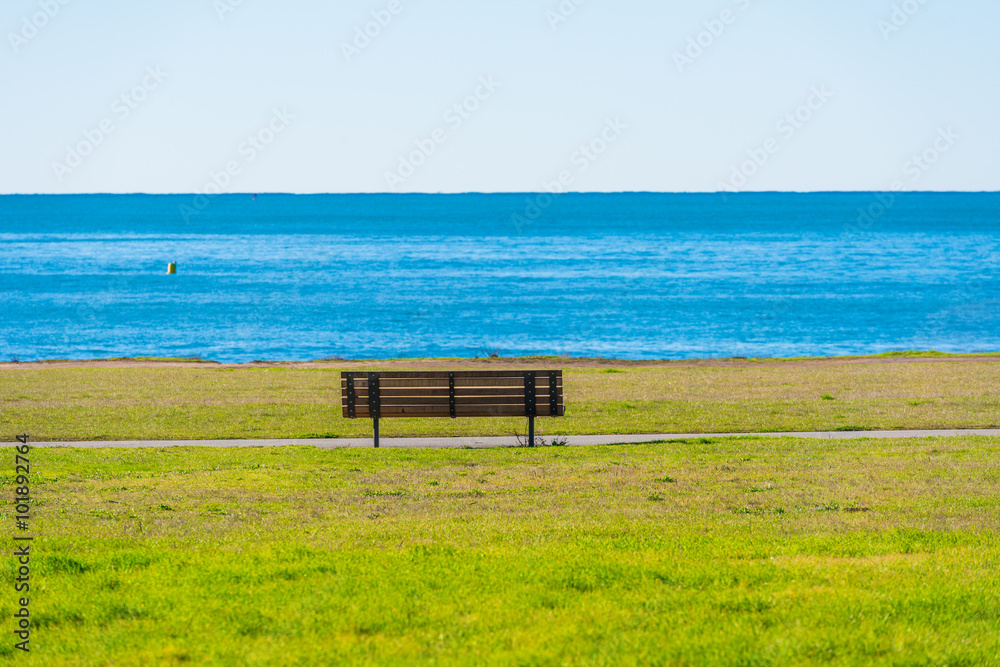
[3, 351, 1000, 370]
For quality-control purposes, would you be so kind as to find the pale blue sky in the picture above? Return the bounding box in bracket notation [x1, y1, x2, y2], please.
[3, 0, 998, 194]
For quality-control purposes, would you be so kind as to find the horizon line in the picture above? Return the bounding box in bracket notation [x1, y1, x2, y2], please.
[2, 190, 999, 197]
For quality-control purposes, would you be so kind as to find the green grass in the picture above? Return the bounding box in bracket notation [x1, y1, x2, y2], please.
[746, 350, 1000, 362]
[871, 350, 999, 358]
[3, 437, 999, 665]
[3, 357, 1000, 441]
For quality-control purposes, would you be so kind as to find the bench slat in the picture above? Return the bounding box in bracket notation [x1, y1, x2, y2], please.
[344, 404, 564, 418]
[344, 396, 564, 407]
[343, 377, 560, 389]
[343, 387, 557, 398]
[342, 371, 560, 380]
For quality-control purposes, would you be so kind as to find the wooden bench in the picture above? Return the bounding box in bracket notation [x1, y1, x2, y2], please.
[341, 370, 565, 448]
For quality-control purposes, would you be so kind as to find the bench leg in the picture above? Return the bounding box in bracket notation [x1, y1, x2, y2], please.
[528, 415, 535, 448]
[373, 417, 380, 449]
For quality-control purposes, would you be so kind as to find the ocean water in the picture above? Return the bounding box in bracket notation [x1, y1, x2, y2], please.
[1, 192, 998, 362]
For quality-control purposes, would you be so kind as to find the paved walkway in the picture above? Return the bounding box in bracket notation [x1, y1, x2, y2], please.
[31, 429, 1000, 449]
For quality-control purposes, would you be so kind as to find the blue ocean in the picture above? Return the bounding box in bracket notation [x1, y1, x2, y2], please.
[1, 193, 998, 362]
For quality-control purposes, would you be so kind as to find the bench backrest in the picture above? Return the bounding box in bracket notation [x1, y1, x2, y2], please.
[341, 370, 564, 419]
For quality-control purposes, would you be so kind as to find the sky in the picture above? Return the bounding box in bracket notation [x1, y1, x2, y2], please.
[2, 0, 998, 194]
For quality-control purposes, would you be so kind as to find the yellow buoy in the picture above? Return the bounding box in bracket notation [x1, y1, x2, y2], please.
[167, 263, 177, 274]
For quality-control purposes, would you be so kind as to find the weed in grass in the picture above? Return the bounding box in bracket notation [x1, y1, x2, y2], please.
[718, 597, 774, 614]
[475, 344, 501, 359]
[45, 555, 92, 575]
[655, 476, 677, 483]
[822, 394, 836, 400]
[512, 428, 567, 448]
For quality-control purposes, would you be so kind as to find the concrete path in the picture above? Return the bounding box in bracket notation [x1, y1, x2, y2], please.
[30, 429, 1000, 449]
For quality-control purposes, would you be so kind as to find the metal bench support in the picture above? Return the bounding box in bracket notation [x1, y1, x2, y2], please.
[524, 371, 537, 447]
[368, 372, 381, 448]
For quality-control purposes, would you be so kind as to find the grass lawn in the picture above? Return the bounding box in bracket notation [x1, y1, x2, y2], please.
[3, 436, 999, 665]
[2, 356, 1000, 441]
